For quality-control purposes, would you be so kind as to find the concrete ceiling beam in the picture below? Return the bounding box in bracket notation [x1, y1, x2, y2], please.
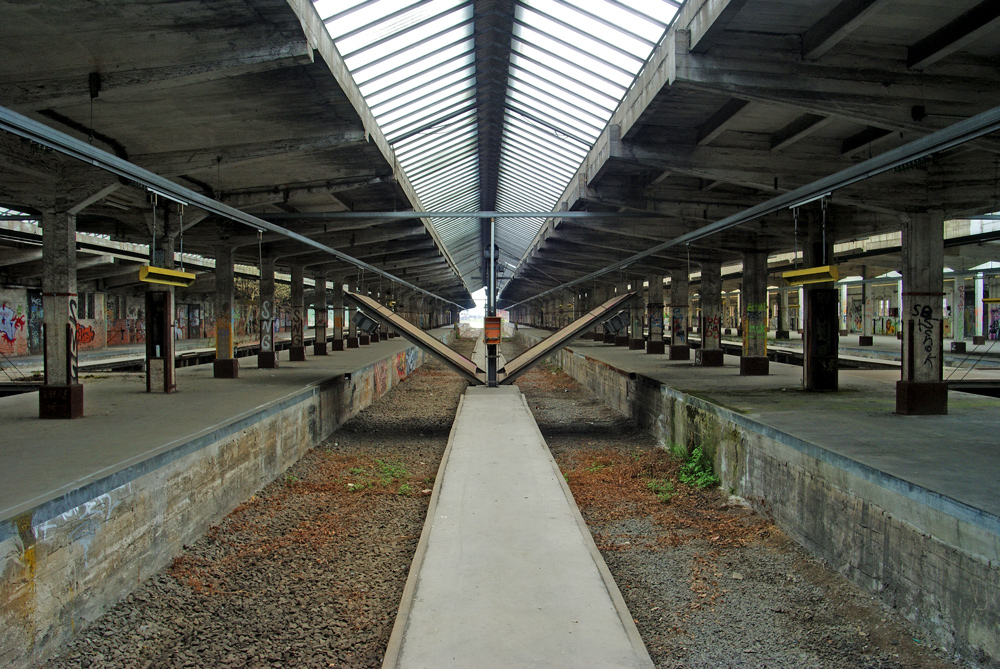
[800, 0, 893, 60]
[907, 1, 1000, 71]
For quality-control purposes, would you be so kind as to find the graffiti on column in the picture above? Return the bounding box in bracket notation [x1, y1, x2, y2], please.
[216, 301, 233, 357]
[68, 296, 79, 383]
[671, 307, 686, 344]
[648, 307, 663, 332]
[955, 286, 966, 340]
[912, 303, 938, 366]
[704, 314, 721, 344]
[744, 303, 767, 353]
[259, 299, 273, 352]
[291, 307, 303, 347]
[990, 306, 1000, 340]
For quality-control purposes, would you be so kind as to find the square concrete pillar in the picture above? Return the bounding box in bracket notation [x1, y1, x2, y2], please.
[646, 276, 665, 354]
[258, 257, 278, 368]
[213, 245, 239, 378]
[697, 261, 724, 367]
[803, 225, 839, 391]
[289, 265, 306, 361]
[740, 252, 769, 376]
[39, 209, 84, 418]
[668, 271, 690, 360]
[897, 211, 947, 415]
[313, 272, 328, 355]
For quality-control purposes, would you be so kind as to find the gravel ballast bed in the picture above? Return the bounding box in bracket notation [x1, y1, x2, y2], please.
[44, 335, 965, 668]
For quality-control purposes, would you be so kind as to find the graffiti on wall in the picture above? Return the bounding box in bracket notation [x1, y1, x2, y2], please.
[990, 306, 1000, 341]
[76, 323, 96, 345]
[0, 302, 26, 343]
[670, 307, 686, 344]
[27, 290, 43, 354]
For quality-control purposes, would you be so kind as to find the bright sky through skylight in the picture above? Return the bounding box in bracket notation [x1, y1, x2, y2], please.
[316, 0, 680, 293]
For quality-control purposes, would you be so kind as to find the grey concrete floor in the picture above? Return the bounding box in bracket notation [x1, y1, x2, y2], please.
[386, 385, 652, 669]
[524, 328, 1000, 519]
[0, 334, 430, 522]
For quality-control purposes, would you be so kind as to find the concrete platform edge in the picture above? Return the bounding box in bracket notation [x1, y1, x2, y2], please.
[381, 394, 466, 669]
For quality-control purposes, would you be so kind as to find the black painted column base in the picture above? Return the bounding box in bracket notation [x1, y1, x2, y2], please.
[39, 383, 84, 419]
[289, 346, 306, 362]
[359, 334, 371, 345]
[628, 338, 644, 350]
[858, 336, 874, 346]
[258, 352, 279, 368]
[347, 337, 359, 348]
[896, 381, 948, 415]
[646, 340, 665, 354]
[370, 333, 380, 343]
[951, 341, 966, 353]
[973, 335, 986, 345]
[603, 333, 616, 344]
[696, 349, 724, 367]
[739, 356, 769, 376]
[776, 330, 790, 339]
[614, 335, 629, 346]
[668, 345, 691, 360]
[313, 342, 328, 356]
[214, 358, 240, 378]
[332, 339, 345, 351]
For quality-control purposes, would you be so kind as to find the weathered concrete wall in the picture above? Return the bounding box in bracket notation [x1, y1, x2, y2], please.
[0, 338, 443, 669]
[518, 331, 1000, 666]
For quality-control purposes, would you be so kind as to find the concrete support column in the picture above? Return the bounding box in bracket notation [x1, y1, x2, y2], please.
[803, 228, 839, 391]
[213, 245, 239, 378]
[860, 268, 874, 345]
[669, 271, 690, 360]
[839, 284, 849, 335]
[346, 278, 359, 348]
[952, 276, 966, 344]
[740, 252, 769, 376]
[144, 205, 177, 394]
[898, 211, 947, 415]
[331, 277, 345, 350]
[313, 272, 328, 354]
[696, 261, 724, 366]
[647, 276, 665, 354]
[975, 274, 985, 340]
[39, 209, 83, 418]
[776, 289, 790, 339]
[629, 282, 644, 350]
[289, 265, 306, 361]
[257, 258, 278, 368]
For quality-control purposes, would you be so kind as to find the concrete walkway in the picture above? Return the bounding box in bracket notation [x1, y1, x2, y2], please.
[384, 385, 652, 669]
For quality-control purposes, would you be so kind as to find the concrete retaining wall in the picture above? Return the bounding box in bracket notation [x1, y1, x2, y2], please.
[519, 332, 1000, 666]
[0, 339, 442, 669]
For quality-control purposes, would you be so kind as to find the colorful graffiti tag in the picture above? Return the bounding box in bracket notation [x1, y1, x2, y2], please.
[0, 302, 26, 343]
[76, 323, 96, 345]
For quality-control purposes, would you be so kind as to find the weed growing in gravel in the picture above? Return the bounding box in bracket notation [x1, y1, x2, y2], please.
[586, 460, 610, 473]
[678, 445, 719, 488]
[283, 472, 300, 485]
[646, 478, 674, 503]
[397, 483, 414, 496]
[376, 459, 408, 485]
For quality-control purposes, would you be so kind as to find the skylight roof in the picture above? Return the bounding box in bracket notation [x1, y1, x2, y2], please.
[316, 0, 680, 294]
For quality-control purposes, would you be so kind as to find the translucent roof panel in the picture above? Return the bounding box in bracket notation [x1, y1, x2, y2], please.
[317, 0, 680, 294]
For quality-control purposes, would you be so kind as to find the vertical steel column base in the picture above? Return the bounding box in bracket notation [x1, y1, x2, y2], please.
[646, 340, 665, 354]
[289, 346, 306, 361]
[896, 381, 948, 415]
[696, 349, 724, 366]
[668, 345, 691, 360]
[39, 384, 84, 419]
[214, 358, 240, 378]
[313, 342, 327, 356]
[258, 352, 279, 368]
[739, 356, 769, 376]
[332, 339, 345, 351]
